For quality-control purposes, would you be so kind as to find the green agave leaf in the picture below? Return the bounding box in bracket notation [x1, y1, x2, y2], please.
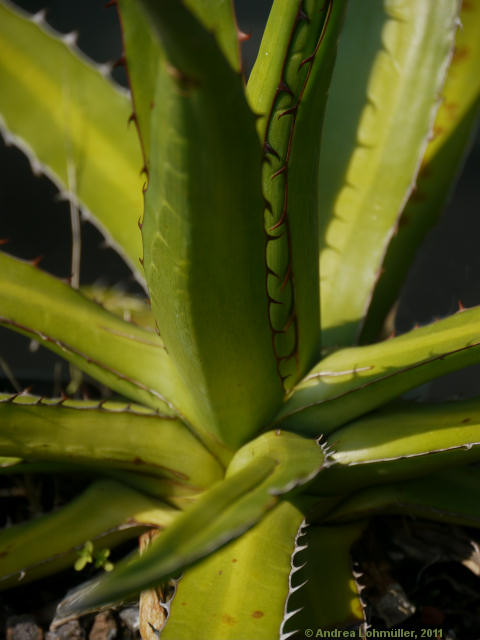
[0, 251, 173, 410]
[0, 480, 177, 589]
[0, 456, 20, 467]
[281, 521, 366, 636]
[162, 501, 304, 640]
[0, 251, 230, 460]
[361, 0, 480, 343]
[181, 0, 241, 72]
[81, 285, 156, 331]
[246, 0, 347, 388]
[118, 0, 282, 449]
[0, 458, 200, 509]
[0, 392, 223, 494]
[0, 0, 144, 278]
[246, 0, 300, 142]
[115, 0, 161, 169]
[313, 398, 480, 494]
[318, 0, 460, 348]
[56, 431, 326, 615]
[276, 306, 480, 435]
[117, 0, 240, 168]
[324, 466, 480, 529]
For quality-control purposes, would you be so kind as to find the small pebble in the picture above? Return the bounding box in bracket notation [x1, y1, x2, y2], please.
[118, 608, 139, 635]
[45, 620, 85, 640]
[6, 615, 43, 640]
[375, 582, 415, 627]
[89, 612, 116, 640]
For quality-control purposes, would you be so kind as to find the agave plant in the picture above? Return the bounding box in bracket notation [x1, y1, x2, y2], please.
[1, 0, 480, 637]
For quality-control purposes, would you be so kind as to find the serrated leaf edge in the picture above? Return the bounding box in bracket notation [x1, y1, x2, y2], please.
[277, 335, 480, 423]
[279, 518, 309, 640]
[0, 0, 145, 287]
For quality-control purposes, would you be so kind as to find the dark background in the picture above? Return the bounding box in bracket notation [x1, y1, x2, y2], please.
[0, 0, 479, 399]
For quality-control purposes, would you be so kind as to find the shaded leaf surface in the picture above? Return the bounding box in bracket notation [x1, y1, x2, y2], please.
[324, 466, 480, 529]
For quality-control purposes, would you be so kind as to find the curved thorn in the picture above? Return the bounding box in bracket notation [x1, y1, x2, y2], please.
[272, 165, 287, 179]
[278, 80, 294, 97]
[237, 29, 251, 43]
[264, 141, 281, 159]
[278, 106, 298, 119]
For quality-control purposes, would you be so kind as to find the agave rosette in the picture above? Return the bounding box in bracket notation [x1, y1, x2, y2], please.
[0, 0, 479, 637]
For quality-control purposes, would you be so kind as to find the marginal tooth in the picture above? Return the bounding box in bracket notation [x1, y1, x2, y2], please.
[55, 189, 71, 203]
[2, 129, 14, 146]
[237, 30, 251, 43]
[29, 155, 43, 176]
[100, 238, 113, 249]
[291, 561, 307, 574]
[62, 31, 79, 47]
[290, 578, 308, 593]
[283, 606, 303, 623]
[294, 543, 308, 553]
[32, 9, 47, 25]
[97, 61, 114, 77]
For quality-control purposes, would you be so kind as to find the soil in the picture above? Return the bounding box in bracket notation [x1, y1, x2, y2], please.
[354, 516, 480, 638]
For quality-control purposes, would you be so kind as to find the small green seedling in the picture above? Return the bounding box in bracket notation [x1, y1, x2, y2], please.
[75, 541, 114, 573]
[74, 541, 95, 572]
